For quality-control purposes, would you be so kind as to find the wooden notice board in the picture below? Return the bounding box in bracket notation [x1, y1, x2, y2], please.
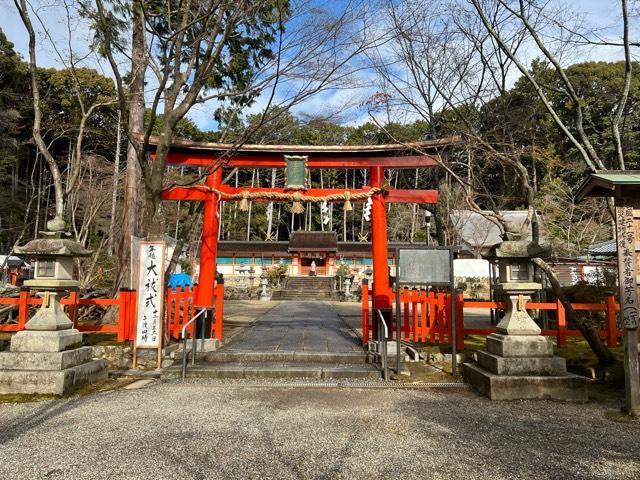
[133, 241, 166, 369]
[615, 199, 640, 330]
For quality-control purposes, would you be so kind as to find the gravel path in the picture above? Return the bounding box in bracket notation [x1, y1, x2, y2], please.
[1, 380, 638, 479]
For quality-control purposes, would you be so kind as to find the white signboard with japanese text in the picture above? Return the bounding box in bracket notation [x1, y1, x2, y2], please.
[134, 241, 166, 349]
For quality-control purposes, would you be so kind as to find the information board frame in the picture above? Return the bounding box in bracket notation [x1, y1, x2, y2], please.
[394, 246, 459, 376]
[396, 247, 453, 286]
[133, 240, 166, 369]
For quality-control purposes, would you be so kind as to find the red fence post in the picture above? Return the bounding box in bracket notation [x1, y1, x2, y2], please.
[556, 299, 567, 348]
[456, 292, 465, 351]
[361, 279, 369, 346]
[214, 280, 224, 341]
[117, 289, 127, 342]
[68, 290, 79, 328]
[404, 288, 412, 341]
[17, 288, 29, 330]
[128, 290, 137, 341]
[428, 290, 436, 342]
[605, 295, 618, 347]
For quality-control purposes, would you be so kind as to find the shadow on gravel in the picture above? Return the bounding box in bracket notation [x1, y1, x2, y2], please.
[0, 396, 85, 446]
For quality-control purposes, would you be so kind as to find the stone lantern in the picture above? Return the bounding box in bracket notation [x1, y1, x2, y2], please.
[490, 225, 548, 336]
[15, 222, 92, 330]
[462, 222, 587, 401]
[0, 219, 107, 395]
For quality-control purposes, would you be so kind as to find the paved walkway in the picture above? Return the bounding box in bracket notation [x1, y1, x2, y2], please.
[224, 301, 361, 353]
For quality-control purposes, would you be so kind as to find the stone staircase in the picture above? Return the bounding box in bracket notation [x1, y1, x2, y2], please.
[271, 276, 334, 301]
[164, 350, 380, 380]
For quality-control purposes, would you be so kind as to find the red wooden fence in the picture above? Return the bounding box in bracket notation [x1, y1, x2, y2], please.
[0, 284, 224, 342]
[362, 286, 622, 350]
[164, 283, 224, 341]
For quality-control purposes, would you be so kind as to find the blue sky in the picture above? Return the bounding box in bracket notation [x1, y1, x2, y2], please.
[1, 0, 635, 131]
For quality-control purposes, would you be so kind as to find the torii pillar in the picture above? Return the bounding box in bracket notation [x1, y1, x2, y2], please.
[370, 167, 392, 321]
[196, 168, 222, 308]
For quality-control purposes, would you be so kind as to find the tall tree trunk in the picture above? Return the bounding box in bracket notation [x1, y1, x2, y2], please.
[108, 110, 122, 255]
[34, 150, 41, 237]
[114, 2, 146, 290]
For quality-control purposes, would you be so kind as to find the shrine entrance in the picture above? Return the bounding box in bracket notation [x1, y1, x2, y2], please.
[288, 231, 337, 276]
[300, 255, 326, 276]
[154, 136, 457, 342]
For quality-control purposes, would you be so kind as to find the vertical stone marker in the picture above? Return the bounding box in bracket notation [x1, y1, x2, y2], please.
[0, 218, 107, 395]
[575, 172, 640, 415]
[463, 223, 587, 401]
[614, 198, 640, 414]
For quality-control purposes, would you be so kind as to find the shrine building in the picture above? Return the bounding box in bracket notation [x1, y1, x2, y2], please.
[214, 231, 402, 278]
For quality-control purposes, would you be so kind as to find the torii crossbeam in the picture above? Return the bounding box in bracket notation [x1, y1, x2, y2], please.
[150, 136, 457, 325]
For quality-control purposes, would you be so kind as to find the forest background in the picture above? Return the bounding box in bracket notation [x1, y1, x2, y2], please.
[0, 0, 638, 293]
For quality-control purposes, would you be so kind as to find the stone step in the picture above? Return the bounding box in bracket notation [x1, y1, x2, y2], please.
[271, 293, 334, 300]
[284, 284, 331, 292]
[475, 350, 567, 376]
[274, 291, 332, 295]
[200, 351, 369, 364]
[163, 361, 381, 380]
[285, 280, 333, 288]
[280, 291, 331, 298]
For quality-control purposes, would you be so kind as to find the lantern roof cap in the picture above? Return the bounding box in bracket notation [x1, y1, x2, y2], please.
[14, 238, 92, 257]
[486, 240, 550, 260]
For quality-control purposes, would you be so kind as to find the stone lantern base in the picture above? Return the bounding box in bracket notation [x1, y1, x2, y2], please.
[463, 290, 587, 402]
[0, 293, 107, 395]
[463, 334, 587, 401]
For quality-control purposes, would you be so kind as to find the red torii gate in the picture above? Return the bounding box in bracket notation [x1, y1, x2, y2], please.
[151, 136, 456, 321]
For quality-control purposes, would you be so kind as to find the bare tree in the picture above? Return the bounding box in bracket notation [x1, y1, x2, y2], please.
[370, 0, 633, 366]
[470, 0, 636, 172]
[84, 0, 379, 285]
[13, 0, 117, 232]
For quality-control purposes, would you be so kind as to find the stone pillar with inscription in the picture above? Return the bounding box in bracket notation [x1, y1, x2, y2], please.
[614, 198, 640, 415]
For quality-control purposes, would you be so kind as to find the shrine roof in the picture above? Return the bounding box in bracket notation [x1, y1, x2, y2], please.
[216, 239, 410, 257]
[143, 134, 460, 155]
[288, 231, 338, 252]
[575, 170, 640, 200]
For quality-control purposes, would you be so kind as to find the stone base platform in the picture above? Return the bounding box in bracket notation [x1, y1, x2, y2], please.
[0, 359, 108, 395]
[475, 350, 567, 376]
[0, 329, 108, 396]
[463, 333, 588, 402]
[463, 363, 588, 402]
